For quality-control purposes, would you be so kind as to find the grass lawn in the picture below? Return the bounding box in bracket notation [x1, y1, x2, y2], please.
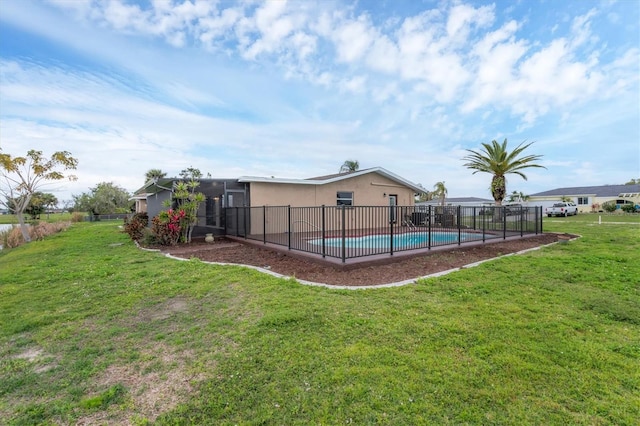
[0, 212, 82, 225]
[1, 214, 639, 425]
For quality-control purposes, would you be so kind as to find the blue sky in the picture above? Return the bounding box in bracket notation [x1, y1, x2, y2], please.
[1, 0, 638, 203]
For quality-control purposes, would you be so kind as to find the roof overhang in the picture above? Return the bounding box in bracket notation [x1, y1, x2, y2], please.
[129, 193, 153, 201]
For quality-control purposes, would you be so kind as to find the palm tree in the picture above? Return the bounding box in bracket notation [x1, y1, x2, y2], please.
[432, 181, 447, 207]
[145, 169, 167, 183]
[507, 190, 529, 203]
[339, 160, 359, 173]
[415, 183, 430, 202]
[462, 139, 545, 206]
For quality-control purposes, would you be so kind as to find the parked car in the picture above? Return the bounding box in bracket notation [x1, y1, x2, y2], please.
[545, 202, 578, 217]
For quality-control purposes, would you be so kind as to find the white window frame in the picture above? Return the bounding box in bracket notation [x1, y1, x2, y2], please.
[337, 191, 354, 206]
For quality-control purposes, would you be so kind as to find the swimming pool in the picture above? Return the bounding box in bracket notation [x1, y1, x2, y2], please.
[308, 231, 494, 249]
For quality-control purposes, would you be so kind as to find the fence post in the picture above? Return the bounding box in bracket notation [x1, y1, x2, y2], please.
[341, 204, 346, 263]
[520, 206, 524, 237]
[235, 207, 239, 237]
[472, 206, 476, 229]
[482, 206, 486, 242]
[503, 207, 507, 239]
[243, 205, 248, 239]
[457, 205, 461, 245]
[428, 205, 432, 249]
[288, 205, 291, 250]
[390, 207, 394, 256]
[322, 205, 326, 258]
[537, 206, 542, 234]
[224, 207, 228, 235]
[263, 205, 266, 244]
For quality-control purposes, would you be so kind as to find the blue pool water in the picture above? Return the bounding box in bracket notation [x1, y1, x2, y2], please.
[309, 231, 494, 249]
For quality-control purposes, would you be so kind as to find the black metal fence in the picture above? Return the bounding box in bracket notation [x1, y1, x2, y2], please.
[225, 205, 543, 263]
[85, 213, 133, 221]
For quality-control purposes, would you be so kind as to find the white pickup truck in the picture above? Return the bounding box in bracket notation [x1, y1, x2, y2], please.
[545, 202, 578, 217]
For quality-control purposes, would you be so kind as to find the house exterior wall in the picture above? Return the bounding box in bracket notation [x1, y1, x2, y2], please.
[248, 173, 416, 207]
[146, 192, 172, 221]
[245, 173, 417, 234]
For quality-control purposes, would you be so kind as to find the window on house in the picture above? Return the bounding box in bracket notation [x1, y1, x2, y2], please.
[577, 197, 589, 205]
[337, 191, 354, 206]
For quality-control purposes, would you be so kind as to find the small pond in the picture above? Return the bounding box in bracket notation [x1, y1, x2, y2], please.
[0, 224, 17, 249]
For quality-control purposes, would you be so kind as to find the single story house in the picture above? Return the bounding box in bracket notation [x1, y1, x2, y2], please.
[132, 167, 426, 236]
[239, 167, 423, 207]
[527, 184, 640, 213]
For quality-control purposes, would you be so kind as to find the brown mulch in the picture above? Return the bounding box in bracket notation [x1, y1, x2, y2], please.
[156, 233, 567, 287]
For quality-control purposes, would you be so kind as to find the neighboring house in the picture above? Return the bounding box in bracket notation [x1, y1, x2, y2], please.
[132, 167, 425, 236]
[528, 184, 640, 213]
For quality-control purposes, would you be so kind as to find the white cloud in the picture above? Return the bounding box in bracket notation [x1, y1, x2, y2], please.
[365, 35, 399, 74]
[2, 0, 638, 201]
[446, 3, 494, 43]
[242, 1, 296, 59]
[339, 75, 367, 93]
[332, 15, 376, 63]
[463, 22, 527, 112]
[199, 7, 243, 48]
[29, 0, 632, 127]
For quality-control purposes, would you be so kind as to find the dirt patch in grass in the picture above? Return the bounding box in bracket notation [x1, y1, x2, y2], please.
[14, 347, 43, 362]
[160, 233, 568, 286]
[12, 347, 57, 373]
[134, 297, 190, 322]
[76, 343, 207, 425]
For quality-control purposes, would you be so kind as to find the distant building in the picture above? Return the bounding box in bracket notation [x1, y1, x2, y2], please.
[528, 184, 640, 213]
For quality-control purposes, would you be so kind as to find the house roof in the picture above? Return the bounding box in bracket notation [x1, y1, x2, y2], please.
[238, 167, 426, 194]
[133, 177, 241, 196]
[133, 178, 176, 196]
[530, 184, 640, 197]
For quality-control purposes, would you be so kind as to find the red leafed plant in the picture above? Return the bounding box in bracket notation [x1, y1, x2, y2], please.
[153, 208, 185, 245]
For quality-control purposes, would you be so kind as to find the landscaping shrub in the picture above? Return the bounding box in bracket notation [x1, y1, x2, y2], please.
[123, 213, 148, 241]
[140, 227, 159, 246]
[621, 203, 638, 213]
[151, 214, 181, 246]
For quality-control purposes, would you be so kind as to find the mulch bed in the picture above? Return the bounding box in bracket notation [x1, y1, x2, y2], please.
[151, 232, 568, 287]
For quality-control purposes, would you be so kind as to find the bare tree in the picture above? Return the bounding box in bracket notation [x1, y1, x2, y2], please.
[1, 149, 78, 242]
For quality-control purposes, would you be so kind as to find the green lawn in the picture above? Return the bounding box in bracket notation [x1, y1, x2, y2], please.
[1, 215, 639, 425]
[0, 212, 81, 224]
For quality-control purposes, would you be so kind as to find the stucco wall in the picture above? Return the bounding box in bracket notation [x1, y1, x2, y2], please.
[243, 173, 417, 234]
[248, 173, 416, 207]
